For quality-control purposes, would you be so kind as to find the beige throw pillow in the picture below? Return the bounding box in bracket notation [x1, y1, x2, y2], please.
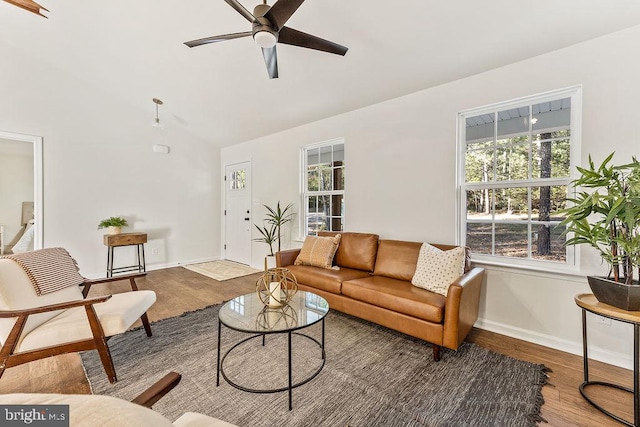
[411, 243, 465, 296]
[294, 234, 342, 269]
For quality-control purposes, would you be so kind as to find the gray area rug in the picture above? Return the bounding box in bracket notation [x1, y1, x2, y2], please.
[81, 304, 548, 427]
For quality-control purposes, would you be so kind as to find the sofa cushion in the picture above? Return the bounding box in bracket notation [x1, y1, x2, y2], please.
[411, 244, 466, 296]
[285, 265, 371, 294]
[373, 240, 422, 280]
[319, 231, 379, 272]
[294, 234, 341, 269]
[342, 276, 445, 323]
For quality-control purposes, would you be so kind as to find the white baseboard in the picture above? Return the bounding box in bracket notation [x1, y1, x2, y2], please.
[475, 317, 633, 370]
[84, 257, 220, 279]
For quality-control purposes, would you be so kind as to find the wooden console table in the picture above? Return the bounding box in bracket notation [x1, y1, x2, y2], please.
[103, 232, 147, 278]
[575, 293, 640, 426]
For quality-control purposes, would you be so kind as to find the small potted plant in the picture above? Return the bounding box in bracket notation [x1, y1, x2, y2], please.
[253, 201, 295, 270]
[561, 152, 640, 310]
[98, 216, 129, 235]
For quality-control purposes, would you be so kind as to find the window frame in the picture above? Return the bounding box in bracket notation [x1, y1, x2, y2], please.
[300, 138, 345, 238]
[456, 86, 582, 272]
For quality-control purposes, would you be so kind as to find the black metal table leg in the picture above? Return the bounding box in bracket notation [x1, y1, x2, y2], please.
[288, 330, 293, 411]
[582, 309, 588, 382]
[140, 244, 146, 273]
[322, 317, 325, 360]
[217, 319, 222, 387]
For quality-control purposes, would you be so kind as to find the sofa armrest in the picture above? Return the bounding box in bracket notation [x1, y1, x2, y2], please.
[442, 267, 485, 350]
[276, 249, 301, 267]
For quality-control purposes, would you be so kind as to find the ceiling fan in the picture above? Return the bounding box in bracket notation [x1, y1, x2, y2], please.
[2, 0, 48, 17]
[184, 0, 348, 79]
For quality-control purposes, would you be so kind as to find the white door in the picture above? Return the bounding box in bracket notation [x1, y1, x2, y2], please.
[225, 161, 251, 265]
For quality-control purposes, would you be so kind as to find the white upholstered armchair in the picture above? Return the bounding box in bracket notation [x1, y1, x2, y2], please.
[0, 247, 156, 383]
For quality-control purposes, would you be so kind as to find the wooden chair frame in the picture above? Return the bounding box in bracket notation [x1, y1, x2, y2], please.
[0, 273, 152, 383]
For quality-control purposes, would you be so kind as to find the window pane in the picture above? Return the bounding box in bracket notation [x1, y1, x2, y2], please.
[307, 167, 319, 191]
[495, 140, 529, 181]
[319, 145, 332, 164]
[331, 194, 343, 216]
[307, 196, 317, 213]
[466, 223, 492, 255]
[495, 223, 528, 257]
[330, 217, 343, 232]
[532, 98, 570, 134]
[320, 165, 332, 191]
[333, 144, 345, 162]
[466, 189, 490, 220]
[334, 167, 344, 190]
[532, 224, 567, 262]
[466, 114, 494, 143]
[307, 214, 327, 235]
[532, 138, 570, 179]
[465, 149, 493, 183]
[307, 148, 319, 166]
[497, 106, 529, 139]
[494, 187, 528, 219]
[531, 185, 567, 220]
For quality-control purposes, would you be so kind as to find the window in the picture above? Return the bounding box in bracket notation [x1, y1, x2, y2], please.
[302, 139, 345, 236]
[458, 87, 581, 268]
[229, 168, 246, 190]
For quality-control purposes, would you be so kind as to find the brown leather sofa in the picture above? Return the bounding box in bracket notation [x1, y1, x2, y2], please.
[276, 232, 485, 361]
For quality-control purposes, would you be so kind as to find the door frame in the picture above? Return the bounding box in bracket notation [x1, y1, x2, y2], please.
[222, 159, 252, 265]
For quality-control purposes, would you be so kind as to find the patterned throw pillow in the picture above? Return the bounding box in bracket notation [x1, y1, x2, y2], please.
[294, 234, 342, 269]
[411, 243, 466, 296]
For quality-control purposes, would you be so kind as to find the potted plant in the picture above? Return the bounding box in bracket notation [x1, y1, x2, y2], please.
[561, 152, 640, 310]
[98, 216, 129, 235]
[253, 202, 295, 269]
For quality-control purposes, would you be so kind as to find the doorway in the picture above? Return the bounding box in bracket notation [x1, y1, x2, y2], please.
[0, 131, 43, 254]
[224, 161, 251, 265]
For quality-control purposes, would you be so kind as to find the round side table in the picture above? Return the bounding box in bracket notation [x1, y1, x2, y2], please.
[575, 293, 640, 426]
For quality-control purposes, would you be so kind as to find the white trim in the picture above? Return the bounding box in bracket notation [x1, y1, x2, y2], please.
[475, 316, 633, 370]
[222, 159, 252, 264]
[82, 256, 220, 279]
[456, 86, 582, 271]
[0, 130, 44, 250]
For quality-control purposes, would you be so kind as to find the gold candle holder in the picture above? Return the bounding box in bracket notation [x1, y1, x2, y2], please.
[256, 267, 298, 308]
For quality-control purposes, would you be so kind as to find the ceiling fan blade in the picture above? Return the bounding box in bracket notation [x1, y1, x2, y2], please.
[184, 31, 252, 48]
[224, 0, 256, 22]
[262, 46, 279, 79]
[263, 0, 304, 30]
[3, 0, 48, 17]
[278, 27, 348, 56]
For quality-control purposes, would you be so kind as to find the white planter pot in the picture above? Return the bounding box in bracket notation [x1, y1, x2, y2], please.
[264, 255, 277, 270]
[107, 226, 122, 235]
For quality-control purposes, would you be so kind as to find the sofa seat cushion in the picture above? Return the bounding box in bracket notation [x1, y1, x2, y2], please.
[342, 276, 445, 323]
[285, 265, 371, 295]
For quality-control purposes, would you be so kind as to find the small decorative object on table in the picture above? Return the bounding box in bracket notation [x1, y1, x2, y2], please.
[256, 304, 299, 330]
[98, 216, 129, 235]
[256, 267, 298, 308]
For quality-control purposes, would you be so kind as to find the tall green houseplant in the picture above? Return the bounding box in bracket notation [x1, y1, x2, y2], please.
[263, 202, 295, 253]
[561, 153, 640, 285]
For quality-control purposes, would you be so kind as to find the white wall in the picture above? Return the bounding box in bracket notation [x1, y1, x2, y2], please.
[0, 40, 222, 276]
[0, 150, 33, 248]
[221, 25, 640, 369]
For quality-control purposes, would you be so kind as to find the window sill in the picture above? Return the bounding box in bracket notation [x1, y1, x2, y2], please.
[471, 257, 586, 282]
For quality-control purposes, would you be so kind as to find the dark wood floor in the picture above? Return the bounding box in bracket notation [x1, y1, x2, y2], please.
[0, 267, 631, 426]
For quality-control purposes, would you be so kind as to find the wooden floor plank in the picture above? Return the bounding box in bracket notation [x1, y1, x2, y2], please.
[0, 267, 631, 425]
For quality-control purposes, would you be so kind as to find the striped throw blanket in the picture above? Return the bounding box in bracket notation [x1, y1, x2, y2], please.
[2, 247, 85, 296]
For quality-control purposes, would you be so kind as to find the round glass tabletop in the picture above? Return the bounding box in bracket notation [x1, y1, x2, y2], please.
[219, 290, 329, 334]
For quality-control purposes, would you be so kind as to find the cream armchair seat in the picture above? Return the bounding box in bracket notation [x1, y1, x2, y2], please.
[0, 372, 237, 427]
[0, 393, 236, 427]
[0, 248, 156, 383]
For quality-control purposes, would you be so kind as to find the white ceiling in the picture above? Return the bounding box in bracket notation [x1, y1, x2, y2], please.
[2, 0, 640, 147]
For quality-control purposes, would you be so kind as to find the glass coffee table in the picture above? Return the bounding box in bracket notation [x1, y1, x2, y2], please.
[217, 291, 329, 410]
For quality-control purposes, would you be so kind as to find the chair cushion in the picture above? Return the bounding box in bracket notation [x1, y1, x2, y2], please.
[411, 243, 466, 296]
[18, 290, 156, 352]
[285, 265, 371, 294]
[294, 234, 341, 269]
[0, 259, 84, 346]
[342, 276, 445, 323]
[0, 393, 174, 427]
[373, 240, 422, 281]
[319, 232, 379, 272]
[174, 412, 239, 427]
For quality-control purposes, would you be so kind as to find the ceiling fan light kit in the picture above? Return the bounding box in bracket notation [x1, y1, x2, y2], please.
[184, 0, 348, 79]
